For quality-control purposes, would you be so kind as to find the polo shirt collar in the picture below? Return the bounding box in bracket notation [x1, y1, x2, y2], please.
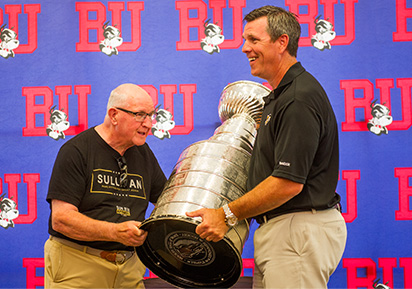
[263, 62, 305, 104]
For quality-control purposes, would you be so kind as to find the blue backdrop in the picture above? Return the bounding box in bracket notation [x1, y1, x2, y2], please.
[1, 0, 412, 288]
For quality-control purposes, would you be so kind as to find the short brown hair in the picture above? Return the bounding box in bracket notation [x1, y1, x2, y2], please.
[244, 6, 301, 57]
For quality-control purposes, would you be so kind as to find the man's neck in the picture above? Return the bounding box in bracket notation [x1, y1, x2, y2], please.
[94, 123, 128, 156]
[268, 56, 298, 89]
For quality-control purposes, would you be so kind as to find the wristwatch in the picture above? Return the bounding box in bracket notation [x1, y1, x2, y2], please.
[223, 204, 238, 227]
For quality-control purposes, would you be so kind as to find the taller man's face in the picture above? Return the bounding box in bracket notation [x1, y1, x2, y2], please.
[242, 17, 282, 83]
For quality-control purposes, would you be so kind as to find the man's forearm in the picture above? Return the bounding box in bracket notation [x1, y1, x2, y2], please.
[229, 176, 303, 220]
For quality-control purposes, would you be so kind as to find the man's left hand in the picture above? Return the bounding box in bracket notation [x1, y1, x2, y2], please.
[186, 208, 228, 242]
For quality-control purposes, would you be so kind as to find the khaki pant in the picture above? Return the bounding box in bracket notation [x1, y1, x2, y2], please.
[44, 237, 146, 289]
[253, 208, 347, 289]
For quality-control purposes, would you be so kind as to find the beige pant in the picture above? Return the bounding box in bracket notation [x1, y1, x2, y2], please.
[44, 237, 146, 289]
[253, 208, 347, 289]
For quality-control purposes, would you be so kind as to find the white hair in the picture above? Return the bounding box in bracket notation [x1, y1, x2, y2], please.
[106, 86, 130, 112]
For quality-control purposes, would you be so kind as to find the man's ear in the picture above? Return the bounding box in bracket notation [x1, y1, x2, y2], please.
[277, 34, 289, 53]
[108, 107, 118, 124]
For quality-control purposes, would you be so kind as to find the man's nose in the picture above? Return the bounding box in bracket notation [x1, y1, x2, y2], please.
[241, 41, 250, 53]
[142, 115, 153, 127]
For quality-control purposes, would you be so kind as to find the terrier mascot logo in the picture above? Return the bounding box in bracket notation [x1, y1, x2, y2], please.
[200, 19, 224, 54]
[46, 106, 70, 140]
[0, 194, 19, 229]
[0, 24, 19, 59]
[100, 21, 123, 56]
[151, 106, 175, 140]
[311, 15, 336, 51]
[367, 99, 393, 136]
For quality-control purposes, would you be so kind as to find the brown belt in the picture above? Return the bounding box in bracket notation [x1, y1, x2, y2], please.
[50, 236, 135, 264]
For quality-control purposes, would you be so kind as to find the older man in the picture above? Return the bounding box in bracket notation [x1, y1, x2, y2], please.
[44, 83, 167, 288]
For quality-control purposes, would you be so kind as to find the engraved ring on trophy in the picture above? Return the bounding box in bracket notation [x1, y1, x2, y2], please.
[136, 80, 270, 288]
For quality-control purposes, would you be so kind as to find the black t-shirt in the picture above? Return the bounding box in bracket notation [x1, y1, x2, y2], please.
[248, 62, 340, 218]
[47, 127, 167, 251]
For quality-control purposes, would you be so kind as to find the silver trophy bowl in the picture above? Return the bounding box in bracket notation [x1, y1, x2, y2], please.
[136, 80, 270, 288]
[218, 80, 268, 124]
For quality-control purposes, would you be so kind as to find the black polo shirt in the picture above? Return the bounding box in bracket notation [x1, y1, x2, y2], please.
[247, 62, 340, 220]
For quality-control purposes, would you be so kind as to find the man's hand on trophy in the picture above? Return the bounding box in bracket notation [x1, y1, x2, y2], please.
[186, 207, 228, 242]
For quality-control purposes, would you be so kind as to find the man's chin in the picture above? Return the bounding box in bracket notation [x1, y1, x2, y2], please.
[133, 136, 147, 146]
[250, 67, 259, 77]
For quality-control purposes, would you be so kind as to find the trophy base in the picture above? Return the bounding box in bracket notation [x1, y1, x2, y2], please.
[136, 216, 242, 288]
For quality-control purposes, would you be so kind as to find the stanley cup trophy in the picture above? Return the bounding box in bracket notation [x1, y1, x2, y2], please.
[136, 80, 271, 288]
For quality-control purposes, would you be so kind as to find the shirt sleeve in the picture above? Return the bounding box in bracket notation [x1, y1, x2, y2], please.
[272, 100, 321, 184]
[46, 143, 87, 207]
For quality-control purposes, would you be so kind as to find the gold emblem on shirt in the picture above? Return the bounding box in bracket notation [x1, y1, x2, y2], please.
[116, 206, 131, 217]
[265, 114, 272, 126]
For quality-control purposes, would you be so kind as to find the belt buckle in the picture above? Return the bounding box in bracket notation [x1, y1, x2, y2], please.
[101, 251, 126, 264]
[115, 253, 127, 264]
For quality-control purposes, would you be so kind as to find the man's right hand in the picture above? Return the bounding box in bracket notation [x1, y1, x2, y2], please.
[114, 221, 148, 247]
